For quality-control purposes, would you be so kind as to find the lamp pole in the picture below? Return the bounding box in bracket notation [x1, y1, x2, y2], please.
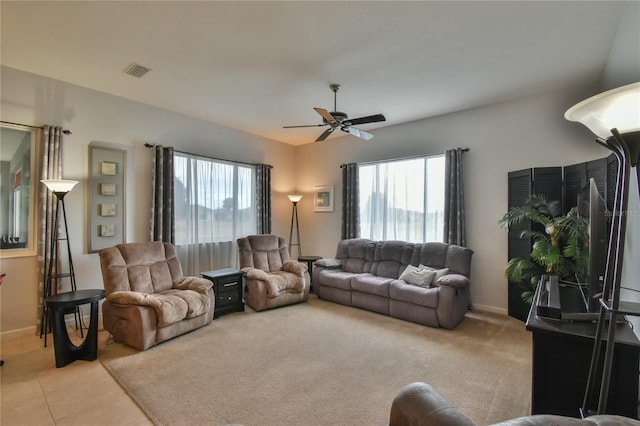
[288, 195, 302, 258]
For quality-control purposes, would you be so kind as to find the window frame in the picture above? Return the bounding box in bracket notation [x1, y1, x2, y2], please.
[173, 151, 257, 245]
[358, 154, 445, 243]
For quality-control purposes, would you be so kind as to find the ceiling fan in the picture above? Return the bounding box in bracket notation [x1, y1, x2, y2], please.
[284, 84, 386, 142]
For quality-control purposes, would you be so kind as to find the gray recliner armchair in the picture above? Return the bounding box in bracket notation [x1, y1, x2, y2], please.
[237, 234, 310, 312]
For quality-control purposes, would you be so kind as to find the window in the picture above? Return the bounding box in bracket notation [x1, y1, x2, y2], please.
[359, 155, 445, 243]
[173, 152, 257, 245]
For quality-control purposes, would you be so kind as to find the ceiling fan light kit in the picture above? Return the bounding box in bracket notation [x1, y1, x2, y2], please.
[284, 84, 386, 142]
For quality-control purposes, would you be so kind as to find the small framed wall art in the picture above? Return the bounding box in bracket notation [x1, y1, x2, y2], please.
[88, 144, 126, 252]
[314, 186, 334, 212]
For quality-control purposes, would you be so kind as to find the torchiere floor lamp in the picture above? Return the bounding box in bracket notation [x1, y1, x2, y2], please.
[565, 82, 640, 416]
[40, 179, 80, 347]
[288, 194, 302, 258]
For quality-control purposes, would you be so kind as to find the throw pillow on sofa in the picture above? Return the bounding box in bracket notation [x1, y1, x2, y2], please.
[399, 265, 437, 287]
[418, 265, 449, 287]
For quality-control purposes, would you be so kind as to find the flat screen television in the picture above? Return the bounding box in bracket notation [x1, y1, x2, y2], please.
[576, 177, 609, 314]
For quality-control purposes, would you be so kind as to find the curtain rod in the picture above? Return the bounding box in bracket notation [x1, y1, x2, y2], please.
[144, 143, 271, 168]
[0, 120, 72, 135]
[343, 148, 469, 168]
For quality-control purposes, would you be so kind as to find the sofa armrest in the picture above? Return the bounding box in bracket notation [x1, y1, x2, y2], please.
[315, 258, 343, 269]
[389, 382, 477, 426]
[173, 276, 213, 294]
[435, 273, 470, 290]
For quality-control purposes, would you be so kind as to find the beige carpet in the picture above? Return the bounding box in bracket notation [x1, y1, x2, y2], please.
[100, 296, 531, 426]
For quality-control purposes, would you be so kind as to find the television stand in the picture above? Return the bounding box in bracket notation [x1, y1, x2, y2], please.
[526, 282, 640, 418]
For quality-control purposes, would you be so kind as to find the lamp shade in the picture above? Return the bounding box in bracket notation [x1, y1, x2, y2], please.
[564, 82, 640, 139]
[288, 194, 303, 203]
[41, 179, 79, 194]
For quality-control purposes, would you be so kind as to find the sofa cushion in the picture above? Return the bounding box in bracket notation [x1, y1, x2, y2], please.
[335, 238, 375, 273]
[371, 240, 414, 278]
[399, 265, 437, 287]
[162, 288, 211, 319]
[317, 269, 357, 291]
[351, 274, 392, 297]
[389, 280, 439, 308]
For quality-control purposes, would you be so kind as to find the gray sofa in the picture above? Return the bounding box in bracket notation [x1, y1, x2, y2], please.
[389, 382, 640, 425]
[312, 239, 473, 329]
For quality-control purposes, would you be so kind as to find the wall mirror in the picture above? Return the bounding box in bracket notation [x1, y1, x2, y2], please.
[0, 124, 38, 258]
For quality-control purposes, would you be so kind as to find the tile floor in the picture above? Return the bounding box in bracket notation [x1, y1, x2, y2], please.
[1, 325, 152, 426]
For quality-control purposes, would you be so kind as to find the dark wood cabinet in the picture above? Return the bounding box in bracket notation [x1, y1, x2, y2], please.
[201, 268, 245, 318]
[526, 291, 640, 418]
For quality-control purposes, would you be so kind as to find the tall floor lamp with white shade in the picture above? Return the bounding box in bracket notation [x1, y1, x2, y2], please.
[288, 194, 302, 258]
[39, 179, 80, 346]
[565, 82, 640, 416]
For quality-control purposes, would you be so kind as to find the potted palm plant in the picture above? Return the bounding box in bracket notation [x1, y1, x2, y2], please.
[499, 195, 589, 304]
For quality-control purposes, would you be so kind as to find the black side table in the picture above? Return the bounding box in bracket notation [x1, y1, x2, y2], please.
[202, 268, 245, 318]
[45, 289, 105, 368]
[298, 255, 322, 283]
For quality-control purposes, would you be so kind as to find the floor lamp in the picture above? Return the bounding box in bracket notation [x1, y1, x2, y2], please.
[40, 179, 80, 347]
[565, 82, 640, 416]
[288, 194, 302, 258]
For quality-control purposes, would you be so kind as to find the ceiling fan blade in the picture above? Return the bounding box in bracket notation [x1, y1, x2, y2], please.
[315, 127, 335, 142]
[344, 126, 374, 141]
[283, 124, 326, 128]
[345, 114, 386, 126]
[314, 107, 337, 124]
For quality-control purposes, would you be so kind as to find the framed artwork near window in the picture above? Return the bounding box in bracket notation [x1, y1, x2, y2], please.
[314, 186, 334, 212]
[88, 144, 126, 252]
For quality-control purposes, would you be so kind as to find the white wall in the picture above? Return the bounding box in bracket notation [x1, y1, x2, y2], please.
[0, 66, 298, 333]
[295, 86, 610, 312]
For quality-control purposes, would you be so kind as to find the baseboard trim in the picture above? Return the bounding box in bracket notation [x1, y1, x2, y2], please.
[1, 313, 103, 338]
[472, 304, 508, 316]
[0, 325, 37, 338]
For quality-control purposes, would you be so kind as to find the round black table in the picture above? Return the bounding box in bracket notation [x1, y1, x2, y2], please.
[46, 289, 105, 368]
[298, 255, 322, 284]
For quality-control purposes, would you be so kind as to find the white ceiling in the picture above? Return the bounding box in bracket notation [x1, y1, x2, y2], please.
[0, 1, 627, 145]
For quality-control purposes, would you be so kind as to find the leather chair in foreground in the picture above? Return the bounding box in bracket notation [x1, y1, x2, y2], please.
[237, 234, 310, 312]
[99, 241, 215, 350]
[389, 382, 640, 426]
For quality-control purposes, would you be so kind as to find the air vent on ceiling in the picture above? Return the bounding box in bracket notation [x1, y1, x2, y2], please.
[123, 63, 151, 78]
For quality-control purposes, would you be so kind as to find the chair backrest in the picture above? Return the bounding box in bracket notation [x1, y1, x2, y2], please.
[237, 234, 290, 272]
[99, 241, 184, 295]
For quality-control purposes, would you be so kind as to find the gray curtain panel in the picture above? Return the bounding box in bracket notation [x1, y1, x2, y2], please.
[256, 163, 272, 234]
[444, 148, 467, 246]
[341, 163, 359, 239]
[37, 125, 63, 334]
[150, 145, 175, 243]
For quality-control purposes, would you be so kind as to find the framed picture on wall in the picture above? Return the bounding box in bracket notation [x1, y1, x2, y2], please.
[88, 144, 126, 252]
[314, 186, 334, 212]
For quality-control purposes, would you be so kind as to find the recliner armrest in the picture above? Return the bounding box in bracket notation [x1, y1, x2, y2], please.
[315, 258, 343, 269]
[107, 290, 160, 307]
[243, 267, 271, 281]
[282, 260, 307, 277]
[173, 276, 213, 294]
[390, 382, 476, 426]
[435, 273, 470, 290]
